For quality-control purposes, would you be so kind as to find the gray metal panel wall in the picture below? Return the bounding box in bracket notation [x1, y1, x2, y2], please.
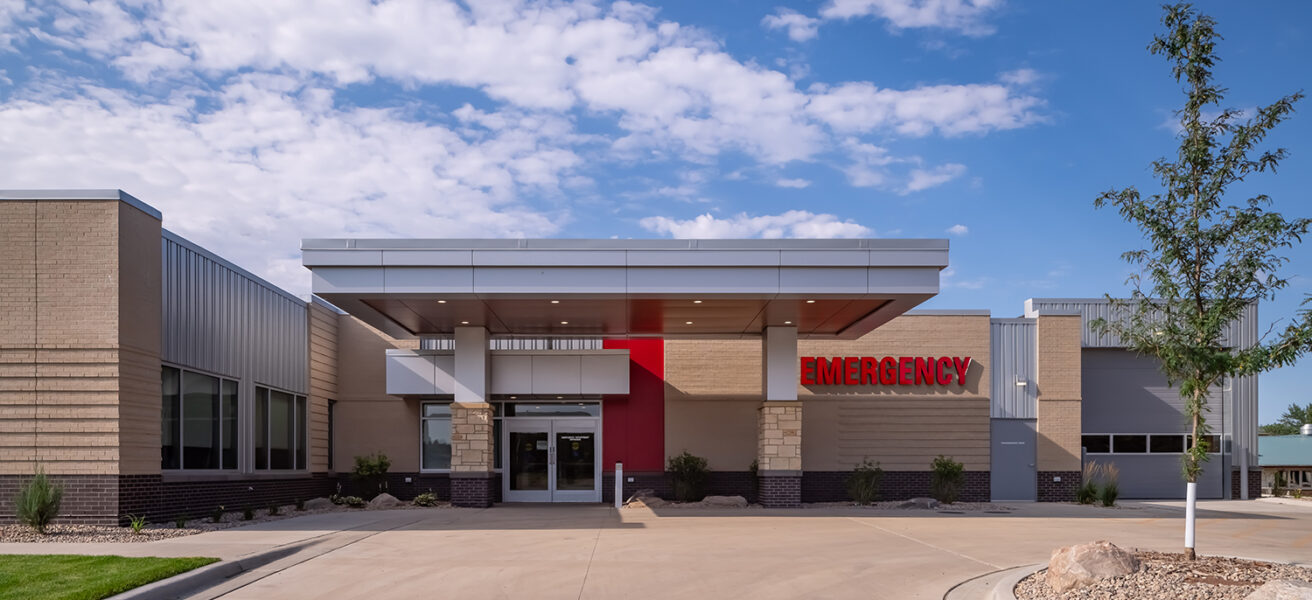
[990, 318, 1037, 418]
[161, 231, 308, 395]
[1025, 298, 1256, 350]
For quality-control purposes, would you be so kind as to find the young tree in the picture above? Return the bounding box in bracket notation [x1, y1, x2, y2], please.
[1092, 3, 1309, 560]
[1260, 402, 1312, 436]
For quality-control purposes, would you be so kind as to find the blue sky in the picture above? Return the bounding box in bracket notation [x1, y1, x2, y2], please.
[2, 1, 1309, 424]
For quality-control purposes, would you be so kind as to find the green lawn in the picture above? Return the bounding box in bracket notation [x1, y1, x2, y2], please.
[0, 554, 218, 600]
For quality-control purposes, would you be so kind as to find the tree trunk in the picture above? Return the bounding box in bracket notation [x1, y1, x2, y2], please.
[1184, 394, 1201, 561]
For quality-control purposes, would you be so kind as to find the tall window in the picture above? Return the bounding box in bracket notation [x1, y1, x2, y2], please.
[421, 403, 452, 470]
[161, 366, 238, 470]
[255, 386, 308, 470]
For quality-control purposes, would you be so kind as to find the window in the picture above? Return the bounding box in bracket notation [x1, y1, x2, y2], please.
[421, 403, 452, 470]
[1149, 435, 1185, 453]
[161, 366, 238, 470]
[1187, 435, 1223, 454]
[1112, 435, 1147, 453]
[255, 386, 307, 470]
[1081, 435, 1111, 454]
[327, 399, 336, 471]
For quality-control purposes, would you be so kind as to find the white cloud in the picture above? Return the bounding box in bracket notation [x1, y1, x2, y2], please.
[946, 224, 968, 235]
[819, 0, 1002, 36]
[904, 163, 966, 193]
[775, 178, 811, 189]
[807, 80, 1044, 137]
[762, 8, 821, 42]
[640, 211, 871, 239]
[999, 68, 1039, 87]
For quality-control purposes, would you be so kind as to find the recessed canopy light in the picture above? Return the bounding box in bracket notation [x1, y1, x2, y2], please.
[510, 396, 517, 399]
[784, 321, 793, 325]
[693, 300, 702, 304]
[806, 300, 816, 304]
[551, 300, 560, 304]
[460, 320, 469, 325]
[560, 321, 569, 325]
[437, 300, 446, 304]
[685, 321, 693, 325]
[556, 396, 563, 399]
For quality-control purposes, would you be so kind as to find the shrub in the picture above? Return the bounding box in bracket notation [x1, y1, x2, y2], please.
[1295, 489, 1304, 500]
[1077, 462, 1101, 505]
[1099, 463, 1121, 507]
[295, 498, 305, 511]
[242, 506, 254, 521]
[211, 506, 225, 523]
[175, 516, 188, 529]
[929, 455, 965, 504]
[268, 503, 280, 516]
[352, 452, 392, 499]
[1273, 471, 1288, 497]
[129, 515, 147, 534]
[14, 468, 64, 535]
[846, 458, 884, 505]
[667, 451, 709, 503]
[332, 494, 366, 508]
[413, 492, 440, 507]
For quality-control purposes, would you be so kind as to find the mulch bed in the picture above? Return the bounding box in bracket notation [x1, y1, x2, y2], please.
[0, 501, 450, 543]
[1015, 550, 1312, 599]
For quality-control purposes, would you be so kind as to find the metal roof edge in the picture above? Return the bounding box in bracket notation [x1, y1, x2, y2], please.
[904, 309, 991, 316]
[0, 189, 163, 220]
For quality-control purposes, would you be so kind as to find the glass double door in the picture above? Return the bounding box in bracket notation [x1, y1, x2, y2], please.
[503, 418, 600, 502]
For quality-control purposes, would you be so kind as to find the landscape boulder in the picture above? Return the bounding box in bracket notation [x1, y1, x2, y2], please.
[303, 497, 334, 510]
[1045, 541, 1140, 593]
[897, 497, 940, 509]
[367, 493, 400, 509]
[624, 489, 667, 508]
[1246, 580, 1312, 600]
[701, 495, 748, 508]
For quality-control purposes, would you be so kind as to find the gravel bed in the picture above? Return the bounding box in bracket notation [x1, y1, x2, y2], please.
[1015, 550, 1312, 600]
[0, 501, 451, 543]
[806, 501, 1016, 512]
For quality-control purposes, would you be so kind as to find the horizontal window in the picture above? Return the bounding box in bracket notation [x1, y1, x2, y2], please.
[1112, 435, 1147, 454]
[1187, 435, 1222, 454]
[1149, 435, 1184, 453]
[1081, 435, 1111, 454]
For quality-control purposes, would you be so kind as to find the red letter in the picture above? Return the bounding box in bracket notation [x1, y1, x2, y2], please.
[898, 357, 913, 385]
[879, 357, 897, 385]
[816, 358, 832, 384]
[860, 357, 879, 385]
[817, 358, 844, 385]
[953, 357, 972, 385]
[915, 357, 934, 385]
[800, 357, 816, 385]
[844, 357, 859, 385]
[936, 357, 953, 385]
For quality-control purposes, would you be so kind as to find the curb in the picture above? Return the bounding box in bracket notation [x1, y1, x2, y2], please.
[108, 542, 313, 600]
[942, 564, 1043, 600]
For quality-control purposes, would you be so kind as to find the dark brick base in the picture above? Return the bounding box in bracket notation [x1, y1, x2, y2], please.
[801, 471, 991, 503]
[758, 475, 801, 508]
[1037, 471, 1081, 502]
[451, 474, 495, 508]
[1231, 469, 1262, 499]
[0, 474, 121, 525]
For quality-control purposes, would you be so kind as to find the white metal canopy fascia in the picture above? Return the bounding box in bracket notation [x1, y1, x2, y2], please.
[301, 238, 949, 340]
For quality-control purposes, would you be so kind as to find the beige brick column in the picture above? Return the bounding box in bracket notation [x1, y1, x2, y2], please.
[757, 401, 802, 507]
[1035, 313, 1082, 501]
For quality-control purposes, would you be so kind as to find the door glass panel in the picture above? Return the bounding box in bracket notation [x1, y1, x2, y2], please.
[510, 431, 549, 491]
[556, 432, 595, 491]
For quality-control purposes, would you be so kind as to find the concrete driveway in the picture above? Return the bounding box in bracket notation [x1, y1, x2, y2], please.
[121, 498, 1308, 600]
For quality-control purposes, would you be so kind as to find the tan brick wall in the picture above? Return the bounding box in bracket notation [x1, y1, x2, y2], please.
[308, 302, 339, 473]
[1036, 314, 1082, 471]
[116, 203, 162, 476]
[758, 402, 802, 472]
[0, 201, 136, 476]
[333, 316, 419, 471]
[450, 403, 493, 472]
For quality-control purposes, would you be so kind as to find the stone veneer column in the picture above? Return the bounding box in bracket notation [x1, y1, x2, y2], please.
[757, 402, 802, 507]
[449, 402, 495, 507]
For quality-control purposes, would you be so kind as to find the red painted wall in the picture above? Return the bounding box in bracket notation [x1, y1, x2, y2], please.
[602, 338, 665, 472]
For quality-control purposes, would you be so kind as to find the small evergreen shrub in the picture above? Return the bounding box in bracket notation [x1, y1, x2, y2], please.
[413, 492, 440, 507]
[846, 458, 884, 505]
[211, 506, 225, 523]
[929, 455, 965, 504]
[268, 503, 280, 516]
[175, 515, 189, 529]
[242, 506, 254, 521]
[352, 452, 392, 499]
[14, 468, 64, 535]
[295, 498, 305, 511]
[667, 451, 709, 503]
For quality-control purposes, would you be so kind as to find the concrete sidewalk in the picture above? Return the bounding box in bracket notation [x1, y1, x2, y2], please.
[3, 499, 1310, 599]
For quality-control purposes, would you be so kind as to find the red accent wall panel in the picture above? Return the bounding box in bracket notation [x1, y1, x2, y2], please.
[602, 338, 665, 472]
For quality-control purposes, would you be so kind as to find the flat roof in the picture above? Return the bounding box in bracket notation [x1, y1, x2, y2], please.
[0, 189, 162, 220]
[303, 237, 949, 340]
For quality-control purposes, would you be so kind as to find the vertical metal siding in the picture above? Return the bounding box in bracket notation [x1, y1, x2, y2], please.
[161, 231, 307, 395]
[990, 318, 1037, 418]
